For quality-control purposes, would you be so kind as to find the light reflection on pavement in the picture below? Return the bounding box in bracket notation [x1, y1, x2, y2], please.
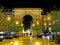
[0, 37, 59, 45]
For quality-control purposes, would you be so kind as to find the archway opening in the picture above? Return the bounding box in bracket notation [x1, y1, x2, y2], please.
[23, 15, 33, 31]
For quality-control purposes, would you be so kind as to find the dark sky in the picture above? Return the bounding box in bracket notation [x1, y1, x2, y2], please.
[0, 0, 60, 8]
[0, 0, 60, 14]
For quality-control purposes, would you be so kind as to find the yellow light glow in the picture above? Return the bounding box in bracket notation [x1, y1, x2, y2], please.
[49, 27, 51, 31]
[47, 16, 51, 20]
[16, 21, 19, 24]
[49, 23, 51, 25]
[27, 30, 30, 34]
[32, 24, 35, 27]
[44, 18, 46, 20]
[37, 22, 39, 25]
[7, 16, 11, 21]
[14, 41, 19, 45]
[35, 41, 40, 45]
[20, 43, 23, 45]
[21, 23, 23, 26]
[22, 28, 26, 34]
[10, 41, 13, 44]
[44, 23, 47, 25]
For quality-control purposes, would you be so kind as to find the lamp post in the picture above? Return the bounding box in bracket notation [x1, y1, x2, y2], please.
[7, 15, 11, 31]
[15, 21, 19, 36]
[15, 21, 19, 25]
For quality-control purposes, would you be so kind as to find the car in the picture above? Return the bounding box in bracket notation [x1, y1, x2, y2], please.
[3, 31, 14, 39]
[0, 32, 4, 41]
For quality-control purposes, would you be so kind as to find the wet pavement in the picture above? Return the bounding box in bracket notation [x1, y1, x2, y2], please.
[0, 36, 59, 45]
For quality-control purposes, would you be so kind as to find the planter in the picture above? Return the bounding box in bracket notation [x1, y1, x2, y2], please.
[55, 34, 60, 44]
[36, 35, 42, 38]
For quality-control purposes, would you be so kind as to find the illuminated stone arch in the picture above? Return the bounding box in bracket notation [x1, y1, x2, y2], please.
[13, 8, 43, 26]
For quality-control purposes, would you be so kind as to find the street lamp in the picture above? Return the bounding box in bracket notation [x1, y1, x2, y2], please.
[7, 16, 11, 21]
[21, 23, 23, 27]
[15, 21, 19, 36]
[44, 23, 47, 26]
[44, 17, 47, 20]
[7, 15, 11, 31]
[15, 21, 19, 25]
[49, 22, 52, 26]
[32, 24, 35, 27]
[49, 27, 51, 31]
[37, 22, 39, 25]
[47, 16, 51, 21]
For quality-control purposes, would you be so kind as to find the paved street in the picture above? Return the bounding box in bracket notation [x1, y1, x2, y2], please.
[0, 36, 59, 45]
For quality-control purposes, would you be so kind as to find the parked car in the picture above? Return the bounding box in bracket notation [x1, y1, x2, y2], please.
[3, 31, 14, 39]
[0, 32, 4, 41]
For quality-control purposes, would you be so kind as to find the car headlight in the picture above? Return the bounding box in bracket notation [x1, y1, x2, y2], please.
[0, 32, 4, 34]
[0, 36, 3, 38]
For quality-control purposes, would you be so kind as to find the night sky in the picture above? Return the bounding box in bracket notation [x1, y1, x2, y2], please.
[0, 0, 60, 8]
[0, 0, 60, 14]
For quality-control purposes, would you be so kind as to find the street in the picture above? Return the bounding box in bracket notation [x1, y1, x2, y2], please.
[0, 36, 59, 45]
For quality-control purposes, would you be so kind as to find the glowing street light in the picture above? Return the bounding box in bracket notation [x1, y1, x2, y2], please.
[47, 16, 51, 20]
[32, 24, 35, 27]
[37, 22, 39, 25]
[21, 23, 23, 26]
[7, 16, 11, 31]
[44, 23, 47, 25]
[7, 16, 11, 21]
[16, 21, 19, 25]
[49, 22, 52, 25]
[44, 17, 47, 20]
[49, 27, 51, 31]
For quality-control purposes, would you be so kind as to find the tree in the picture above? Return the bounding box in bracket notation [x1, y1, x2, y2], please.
[49, 10, 60, 32]
[9, 23, 23, 32]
